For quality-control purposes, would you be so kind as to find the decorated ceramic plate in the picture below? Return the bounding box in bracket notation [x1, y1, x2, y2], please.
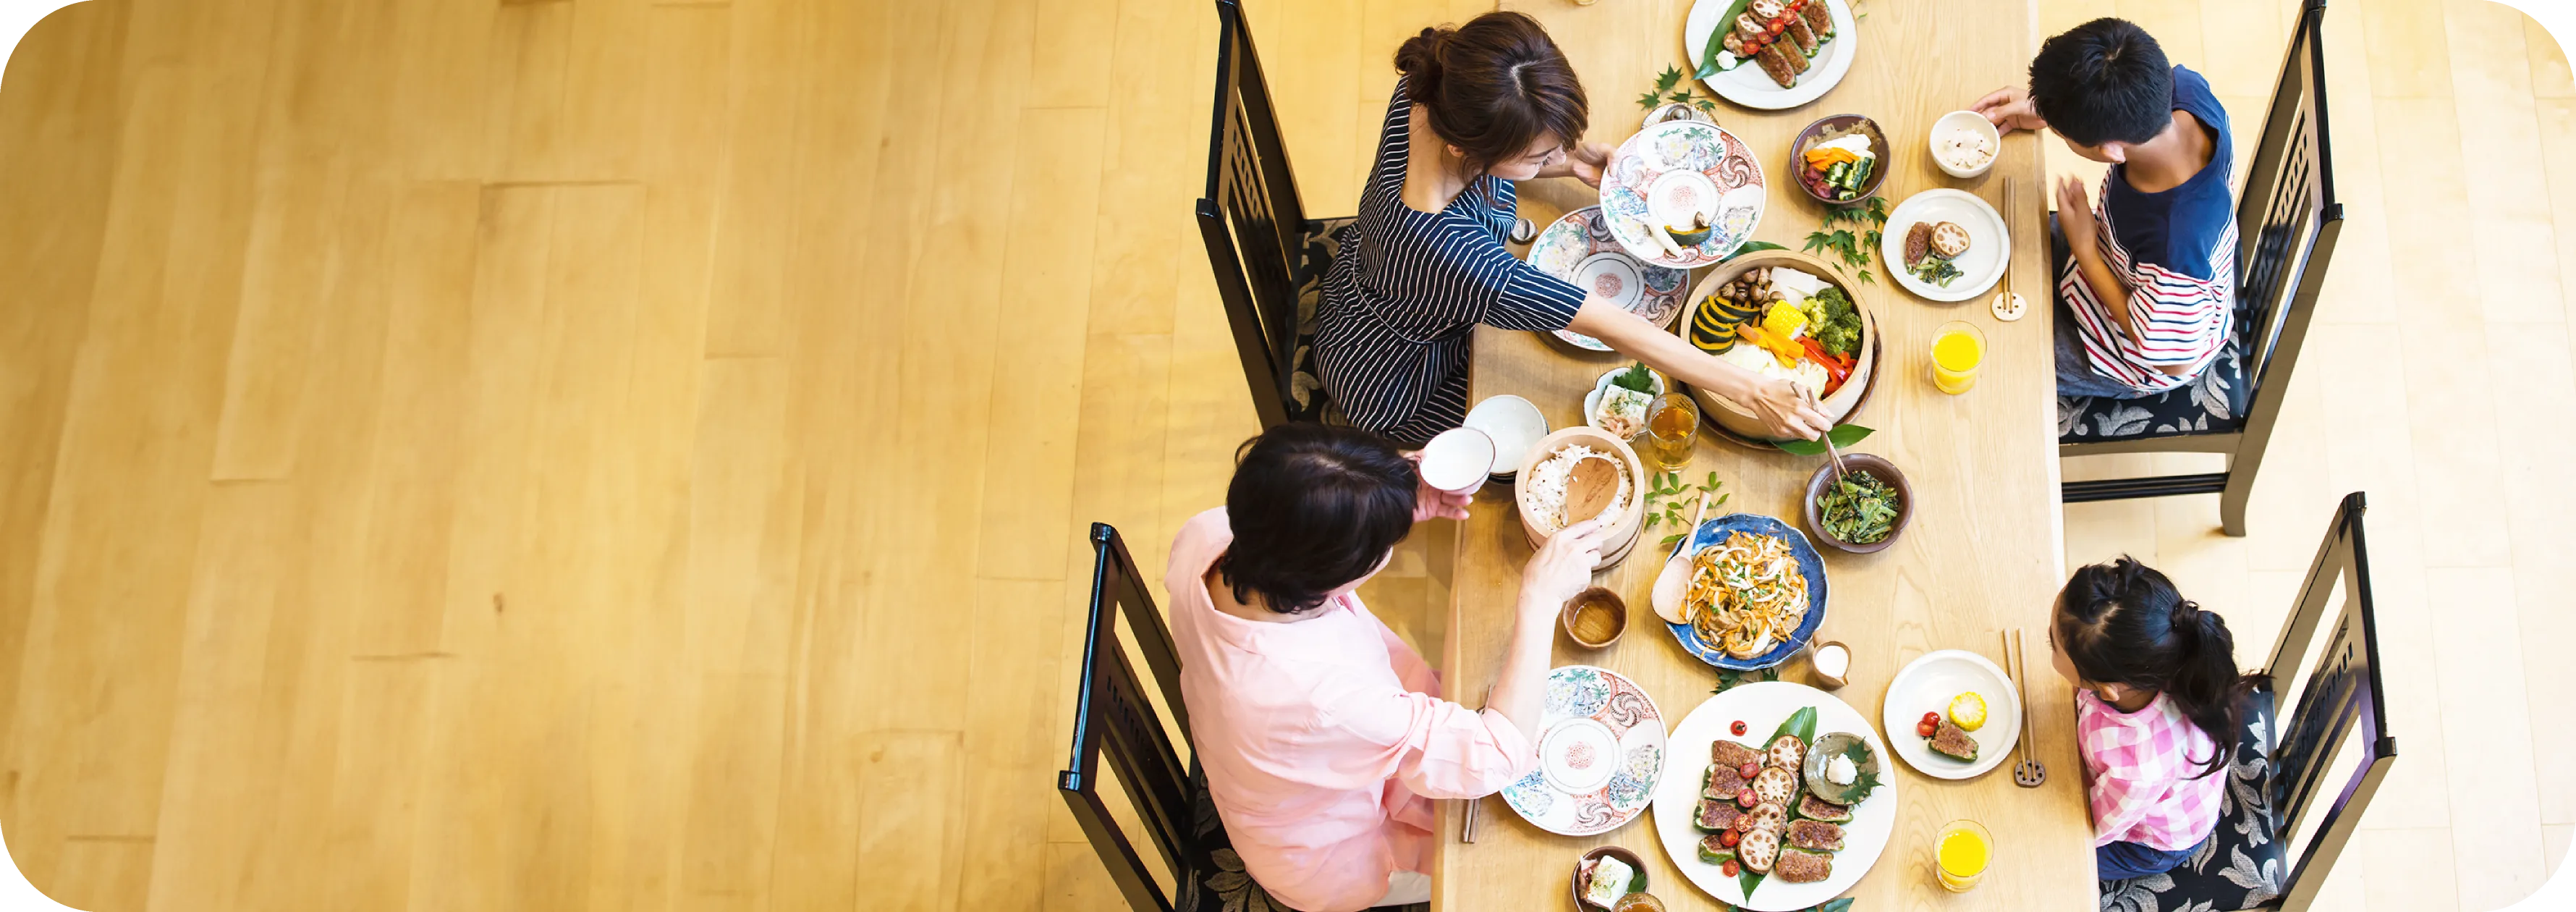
[1498, 665, 1667, 837]
[1659, 513, 1829, 670]
[1879, 188, 2011, 302]
[1526, 206, 1692, 350]
[1682, 0, 1862, 111]
[1598, 120, 1766, 269]
[1651, 681, 1897, 911]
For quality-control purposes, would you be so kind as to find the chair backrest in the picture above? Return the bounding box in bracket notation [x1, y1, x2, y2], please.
[2232, 0, 2343, 426]
[1058, 523, 1199, 912]
[2258, 492, 2394, 912]
[1197, 0, 1312, 429]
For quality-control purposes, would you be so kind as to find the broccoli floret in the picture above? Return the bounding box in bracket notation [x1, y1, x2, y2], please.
[1802, 287, 1863, 358]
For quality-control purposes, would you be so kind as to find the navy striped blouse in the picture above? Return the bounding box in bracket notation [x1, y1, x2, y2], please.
[1313, 80, 1588, 444]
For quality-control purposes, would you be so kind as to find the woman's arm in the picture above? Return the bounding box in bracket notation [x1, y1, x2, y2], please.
[1569, 298, 1831, 440]
[1485, 519, 1609, 739]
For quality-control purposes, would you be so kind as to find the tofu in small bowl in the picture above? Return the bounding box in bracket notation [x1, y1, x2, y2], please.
[1586, 363, 1666, 440]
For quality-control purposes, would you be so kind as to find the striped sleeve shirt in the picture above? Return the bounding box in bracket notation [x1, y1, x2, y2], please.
[2058, 65, 2238, 396]
[2077, 690, 2226, 851]
[1310, 80, 1588, 444]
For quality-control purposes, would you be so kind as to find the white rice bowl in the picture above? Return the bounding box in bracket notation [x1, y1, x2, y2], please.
[1522, 444, 1632, 534]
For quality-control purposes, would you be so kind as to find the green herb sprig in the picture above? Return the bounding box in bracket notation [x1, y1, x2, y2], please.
[1713, 666, 1779, 693]
[1638, 65, 1719, 114]
[1800, 197, 1889, 284]
[1643, 470, 1728, 549]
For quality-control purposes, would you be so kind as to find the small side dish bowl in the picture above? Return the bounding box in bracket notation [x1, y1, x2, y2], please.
[1802, 453, 1912, 554]
[1584, 367, 1666, 439]
[1571, 845, 1650, 911]
[1929, 110, 2001, 179]
[1561, 586, 1629, 649]
[1789, 114, 1889, 204]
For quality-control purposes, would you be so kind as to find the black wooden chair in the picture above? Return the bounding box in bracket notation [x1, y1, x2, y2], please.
[2098, 492, 2396, 912]
[2059, 0, 2344, 537]
[1196, 0, 1352, 430]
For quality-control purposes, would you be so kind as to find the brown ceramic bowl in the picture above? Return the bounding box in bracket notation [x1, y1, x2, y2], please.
[1789, 114, 1891, 205]
[1570, 845, 1649, 910]
[1801, 453, 1912, 554]
[1560, 586, 1628, 649]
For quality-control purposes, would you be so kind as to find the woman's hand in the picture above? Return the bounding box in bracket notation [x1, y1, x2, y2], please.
[1402, 451, 1473, 522]
[1520, 518, 1609, 616]
[1745, 379, 1831, 441]
[1565, 141, 1614, 188]
[1973, 85, 2046, 133]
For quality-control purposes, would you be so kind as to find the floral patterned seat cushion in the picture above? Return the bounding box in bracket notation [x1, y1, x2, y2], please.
[2099, 688, 2286, 912]
[2058, 336, 2254, 442]
[1282, 219, 1352, 424]
[1179, 761, 1425, 912]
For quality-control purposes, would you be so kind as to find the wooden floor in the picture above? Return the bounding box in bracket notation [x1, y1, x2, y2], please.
[0, 0, 2563, 910]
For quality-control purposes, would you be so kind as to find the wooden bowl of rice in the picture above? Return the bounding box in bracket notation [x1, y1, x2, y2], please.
[1513, 426, 1648, 572]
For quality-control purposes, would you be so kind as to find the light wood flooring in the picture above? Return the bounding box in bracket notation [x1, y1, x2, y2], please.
[0, 0, 2564, 910]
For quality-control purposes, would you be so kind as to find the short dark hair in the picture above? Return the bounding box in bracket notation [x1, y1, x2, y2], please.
[2028, 18, 2172, 147]
[1214, 424, 1418, 614]
[2054, 557, 2266, 777]
[1394, 12, 1589, 176]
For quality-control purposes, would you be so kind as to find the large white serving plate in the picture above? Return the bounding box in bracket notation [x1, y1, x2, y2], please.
[1880, 649, 2023, 780]
[1880, 189, 2011, 302]
[1682, 0, 1860, 111]
[1649, 680, 1897, 911]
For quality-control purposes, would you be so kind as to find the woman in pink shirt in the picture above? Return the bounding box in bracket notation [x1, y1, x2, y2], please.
[2047, 557, 2266, 880]
[1166, 423, 1607, 911]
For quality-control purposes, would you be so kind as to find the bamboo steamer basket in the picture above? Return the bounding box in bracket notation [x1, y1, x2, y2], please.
[1674, 249, 1880, 442]
[1513, 426, 1648, 572]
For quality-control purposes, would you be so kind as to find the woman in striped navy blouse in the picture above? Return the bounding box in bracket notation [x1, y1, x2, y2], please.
[1313, 12, 1829, 446]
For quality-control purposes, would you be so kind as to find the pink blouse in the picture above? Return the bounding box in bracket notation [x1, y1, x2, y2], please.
[1165, 510, 1536, 912]
[2076, 689, 2226, 850]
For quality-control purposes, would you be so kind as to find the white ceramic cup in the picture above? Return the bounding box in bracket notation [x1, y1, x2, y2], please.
[1928, 110, 2001, 179]
[1418, 427, 1497, 496]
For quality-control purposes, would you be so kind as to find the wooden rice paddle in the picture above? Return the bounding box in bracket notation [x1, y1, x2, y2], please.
[1563, 457, 1621, 525]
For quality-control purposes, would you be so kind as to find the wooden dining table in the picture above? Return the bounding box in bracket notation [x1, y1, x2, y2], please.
[1432, 0, 2095, 908]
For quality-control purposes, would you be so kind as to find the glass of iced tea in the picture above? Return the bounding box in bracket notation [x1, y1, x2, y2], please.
[1935, 819, 1993, 892]
[1641, 393, 1698, 470]
[1930, 321, 1986, 395]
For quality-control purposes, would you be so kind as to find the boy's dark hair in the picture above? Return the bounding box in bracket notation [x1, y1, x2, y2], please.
[1394, 12, 1588, 176]
[1215, 424, 1418, 615]
[2056, 557, 2268, 777]
[2028, 18, 2173, 147]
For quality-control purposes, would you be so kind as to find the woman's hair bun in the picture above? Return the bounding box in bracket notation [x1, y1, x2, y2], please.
[1394, 26, 1451, 104]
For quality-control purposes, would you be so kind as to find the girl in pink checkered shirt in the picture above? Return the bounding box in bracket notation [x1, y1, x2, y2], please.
[2048, 557, 2267, 880]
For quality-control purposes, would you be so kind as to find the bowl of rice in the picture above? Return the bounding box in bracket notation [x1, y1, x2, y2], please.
[1514, 426, 1648, 571]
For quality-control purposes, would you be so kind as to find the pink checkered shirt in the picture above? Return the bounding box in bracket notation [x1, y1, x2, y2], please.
[2075, 689, 2226, 850]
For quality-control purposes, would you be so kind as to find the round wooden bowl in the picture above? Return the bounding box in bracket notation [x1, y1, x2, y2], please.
[1800, 452, 1913, 554]
[1789, 114, 1891, 204]
[1674, 249, 1879, 444]
[1514, 426, 1648, 572]
[1560, 586, 1629, 649]
[1570, 845, 1649, 911]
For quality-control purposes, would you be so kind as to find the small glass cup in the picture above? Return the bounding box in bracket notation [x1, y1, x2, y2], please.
[1641, 393, 1698, 470]
[1930, 320, 1986, 395]
[1935, 819, 1993, 892]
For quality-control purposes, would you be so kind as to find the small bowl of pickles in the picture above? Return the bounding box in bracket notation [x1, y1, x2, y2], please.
[1801, 453, 1911, 554]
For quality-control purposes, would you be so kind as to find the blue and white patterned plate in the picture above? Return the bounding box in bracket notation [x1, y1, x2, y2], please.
[1661, 513, 1829, 670]
[1524, 206, 1689, 350]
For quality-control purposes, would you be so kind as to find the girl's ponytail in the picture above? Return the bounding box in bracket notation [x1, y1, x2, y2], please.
[2161, 602, 2265, 777]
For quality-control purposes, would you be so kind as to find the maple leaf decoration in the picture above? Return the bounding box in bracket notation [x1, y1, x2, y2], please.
[1839, 739, 1883, 801]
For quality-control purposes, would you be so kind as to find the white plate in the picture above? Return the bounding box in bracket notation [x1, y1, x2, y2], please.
[1498, 666, 1666, 837]
[1880, 649, 2023, 780]
[1880, 189, 2011, 302]
[1598, 121, 1767, 269]
[1525, 206, 1692, 350]
[1682, 0, 1860, 111]
[1651, 681, 1897, 911]
[1464, 394, 1548, 478]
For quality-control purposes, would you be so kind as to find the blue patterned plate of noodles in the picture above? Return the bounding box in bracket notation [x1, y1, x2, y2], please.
[1662, 513, 1829, 670]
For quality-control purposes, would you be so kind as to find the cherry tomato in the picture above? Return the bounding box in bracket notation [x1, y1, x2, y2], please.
[1721, 859, 1740, 877]
[1922, 711, 1941, 724]
[1736, 788, 1757, 808]
[1731, 719, 1748, 736]
[1720, 828, 1742, 848]
[1738, 761, 1761, 780]
[1915, 720, 1937, 738]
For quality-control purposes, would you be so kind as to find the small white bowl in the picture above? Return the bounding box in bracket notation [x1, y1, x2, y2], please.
[1583, 368, 1666, 439]
[1464, 394, 1548, 481]
[1928, 110, 2001, 179]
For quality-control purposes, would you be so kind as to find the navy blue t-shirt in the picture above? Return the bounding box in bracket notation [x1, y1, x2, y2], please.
[2100, 65, 2232, 282]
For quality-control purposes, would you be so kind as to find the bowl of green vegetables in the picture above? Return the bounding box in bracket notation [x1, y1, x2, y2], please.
[1802, 453, 1910, 554]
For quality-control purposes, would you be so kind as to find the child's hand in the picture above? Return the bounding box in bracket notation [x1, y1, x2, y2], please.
[1973, 85, 2046, 133]
[2055, 175, 2096, 249]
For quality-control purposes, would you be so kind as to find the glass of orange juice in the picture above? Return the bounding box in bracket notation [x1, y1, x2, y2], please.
[1930, 321, 1986, 394]
[1936, 819, 1993, 892]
